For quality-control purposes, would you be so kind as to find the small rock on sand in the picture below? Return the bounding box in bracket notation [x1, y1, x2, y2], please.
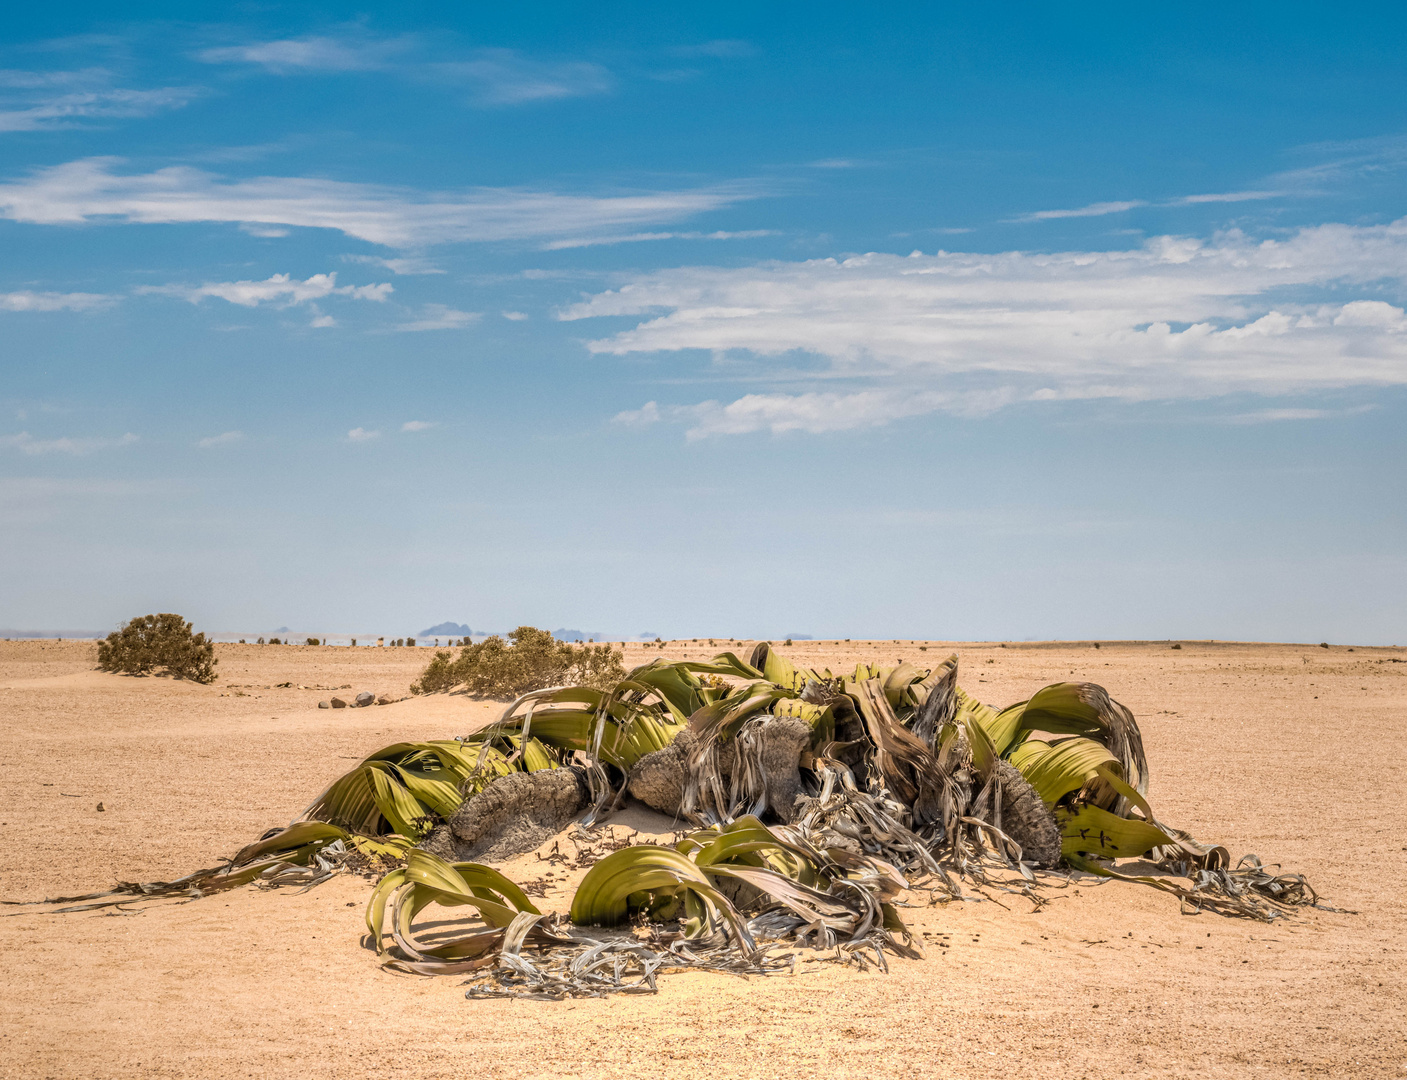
[330, 697, 347, 708]
[318, 700, 330, 709]
[355, 691, 375, 707]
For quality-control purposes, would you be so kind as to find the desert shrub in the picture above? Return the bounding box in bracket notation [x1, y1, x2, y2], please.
[270, 637, 282, 645]
[407, 638, 416, 648]
[411, 625, 626, 698]
[412, 650, 459, 694]
[306, 637, 320, 646]
[97, 614, 218, 684]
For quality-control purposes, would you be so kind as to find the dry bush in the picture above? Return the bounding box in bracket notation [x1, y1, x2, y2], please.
[97, 613, 217, 683]
[412, 626, 626, 697]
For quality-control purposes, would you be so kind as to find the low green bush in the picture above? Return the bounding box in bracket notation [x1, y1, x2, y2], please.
[411, 625, 627, 698]
[97, 614, 218, 684]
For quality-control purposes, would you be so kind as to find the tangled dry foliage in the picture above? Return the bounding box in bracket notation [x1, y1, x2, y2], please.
[411, 626, 626, 697]
[96, 613, 217, 684]
[10, 639, 1323, 1000]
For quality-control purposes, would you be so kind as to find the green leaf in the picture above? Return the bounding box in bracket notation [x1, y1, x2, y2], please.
[1057, 804, 1173, 861]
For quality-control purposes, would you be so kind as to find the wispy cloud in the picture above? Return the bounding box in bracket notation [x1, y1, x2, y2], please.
[1014, 134, 1407, 222]
[201, 34, 612, 107]
[434, 50, 612, 105]
[346, 427, 379, 442]
[197, 34, 411, 73]
[564, 220, 1407, 436]
[393, 304, 479, 331]
[341, 253, 444, 275]
[0, 158, 760, 248]
[1171, 190, 1282, 205]
[542, 229, 777, 250]
[620, 391, 967, 440]
[0, 431, 138, 455]
[501, 310, 528, 320]
[1219, 404, 1377, 424]
[197, 430, 243, 447]
[0, 289, 112, 312]
[138, 271, 391, 307]
[401, 420, 435, 431]
[0, 68, 198, 132]
[1272, 133, 1407, 193]
[1009, 200, 1147, 223]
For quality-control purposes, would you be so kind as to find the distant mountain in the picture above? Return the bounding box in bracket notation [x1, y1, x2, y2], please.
[0, 629, 106, 639]
[421, 622, 472, 637]
[553, 628, 604, 642]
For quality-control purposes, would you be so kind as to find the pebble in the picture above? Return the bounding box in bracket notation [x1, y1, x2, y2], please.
[330, 697, 347, 708]
[355, 691, 375, 708]
[318, 700, 330, 709]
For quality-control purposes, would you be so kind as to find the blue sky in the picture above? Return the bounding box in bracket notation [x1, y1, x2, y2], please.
[2, 3, 1405, 643]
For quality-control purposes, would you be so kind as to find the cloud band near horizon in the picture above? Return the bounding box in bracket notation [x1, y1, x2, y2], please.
[567, 219, 1407, 436]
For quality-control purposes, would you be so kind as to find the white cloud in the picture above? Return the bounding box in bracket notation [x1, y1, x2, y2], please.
[562, 219, 1407, 436]
[0, 69, 198, 132]
[621, 392, 981, 439]
[346, 427, 379, 442]
[198, 35, 408, 72]
[394, 304, 480, 331]
[611, 401, 661, 426]
[0, 431, 138, 455]
[542, 229, 777, 250]
[0, 158, 758, 248]
[0, 290, 111, 311]
[342, 253, 444, 275]
[1220, 405, 1377, 424]
[501, 310, 528, 320]
[1173, 190, 1282, 205]
[197, 430, 243, 447]
[139, 272, 392, 307]
[1010, 200, 1147, 222]
[200, 35, 612, 107]
[309, 312, 336, 328]
[436, 50, 612, 105]
[401, 420, 435, 431]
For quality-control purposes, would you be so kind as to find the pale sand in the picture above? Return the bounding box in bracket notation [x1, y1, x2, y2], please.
[0, 638, 1404, 1079]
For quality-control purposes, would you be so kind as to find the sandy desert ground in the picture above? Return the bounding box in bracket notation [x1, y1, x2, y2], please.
[1, 636, 1404, 1079]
